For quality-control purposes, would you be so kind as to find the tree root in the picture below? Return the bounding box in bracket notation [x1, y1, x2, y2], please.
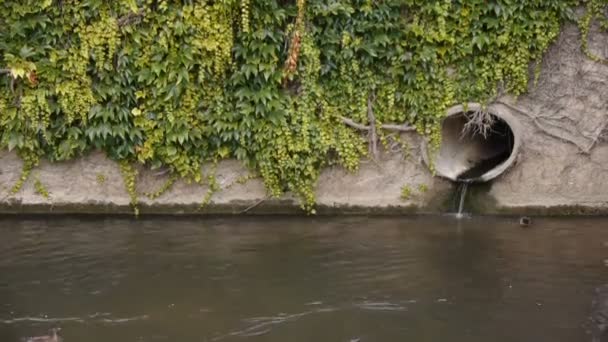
[118, 10, 145, 27]
[496, 100, 605, 154]
[340, 117, 416, 133]
[340, 95, 416, 160]
[340, 116, 370, 131]
[367, 92, 378, 158]
[240, 196, 268, 214]
[461, 108, 496, 139]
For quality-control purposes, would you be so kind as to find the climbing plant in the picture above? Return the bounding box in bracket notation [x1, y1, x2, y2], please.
[0, 0, 596, 212]
[579, 0, 608, 64]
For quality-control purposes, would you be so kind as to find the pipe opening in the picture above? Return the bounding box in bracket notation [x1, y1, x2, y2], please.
[424, 104, 521, 183]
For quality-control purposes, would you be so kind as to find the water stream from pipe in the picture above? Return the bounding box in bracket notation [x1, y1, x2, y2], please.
[454, 181, 470, 218]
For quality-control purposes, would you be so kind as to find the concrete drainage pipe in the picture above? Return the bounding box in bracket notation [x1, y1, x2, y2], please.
[421, 103, 522, 182]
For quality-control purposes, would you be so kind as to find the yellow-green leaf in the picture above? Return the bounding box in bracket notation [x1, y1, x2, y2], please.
[125, 0, 138, 13]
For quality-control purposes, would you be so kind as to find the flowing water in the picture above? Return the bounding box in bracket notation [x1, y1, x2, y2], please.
[455, 182, 470, 217]
[1, 216, 608, 342]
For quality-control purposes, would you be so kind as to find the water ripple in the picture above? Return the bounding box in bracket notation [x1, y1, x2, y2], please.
[354, 301, 407, 312]
[0, 316, 85, 324]
[212, 307, 337, 341]
[0, 314, 149, 325]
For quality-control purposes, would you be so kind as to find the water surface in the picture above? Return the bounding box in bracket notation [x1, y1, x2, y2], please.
[1, 216, 607, 342]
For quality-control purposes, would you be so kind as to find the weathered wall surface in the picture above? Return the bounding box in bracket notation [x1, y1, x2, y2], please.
[0, 135, 453, 215]
[482, 23, 608, 214]
[1, 24, 608, 215]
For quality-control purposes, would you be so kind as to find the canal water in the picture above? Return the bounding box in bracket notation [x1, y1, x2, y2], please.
[1, 216, 607, 342]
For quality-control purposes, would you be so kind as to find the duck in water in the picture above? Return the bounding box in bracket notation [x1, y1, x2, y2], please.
[24, 328, 62, 342]
[519, 216, 532, 227]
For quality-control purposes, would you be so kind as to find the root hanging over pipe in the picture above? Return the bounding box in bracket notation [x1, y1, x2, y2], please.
[422, 103, 522, 183]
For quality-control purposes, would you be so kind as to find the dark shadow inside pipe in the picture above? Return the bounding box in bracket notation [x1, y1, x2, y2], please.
[441, 112, 515, 182]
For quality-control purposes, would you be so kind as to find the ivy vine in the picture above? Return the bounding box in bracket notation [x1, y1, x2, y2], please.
[0, 0, 601, 212]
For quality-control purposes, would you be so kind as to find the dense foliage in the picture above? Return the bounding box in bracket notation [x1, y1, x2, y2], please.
[0, 0, 601, 211]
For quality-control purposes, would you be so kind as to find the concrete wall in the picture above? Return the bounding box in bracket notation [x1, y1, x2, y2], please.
[0, 136, 453, 215]
[483, 23, 608, 214]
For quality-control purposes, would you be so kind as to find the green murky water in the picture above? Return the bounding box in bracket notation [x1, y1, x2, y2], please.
[1, 216, 607, 342]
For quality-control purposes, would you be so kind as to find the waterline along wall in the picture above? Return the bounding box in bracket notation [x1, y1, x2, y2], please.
[1, 4, 608, 215]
